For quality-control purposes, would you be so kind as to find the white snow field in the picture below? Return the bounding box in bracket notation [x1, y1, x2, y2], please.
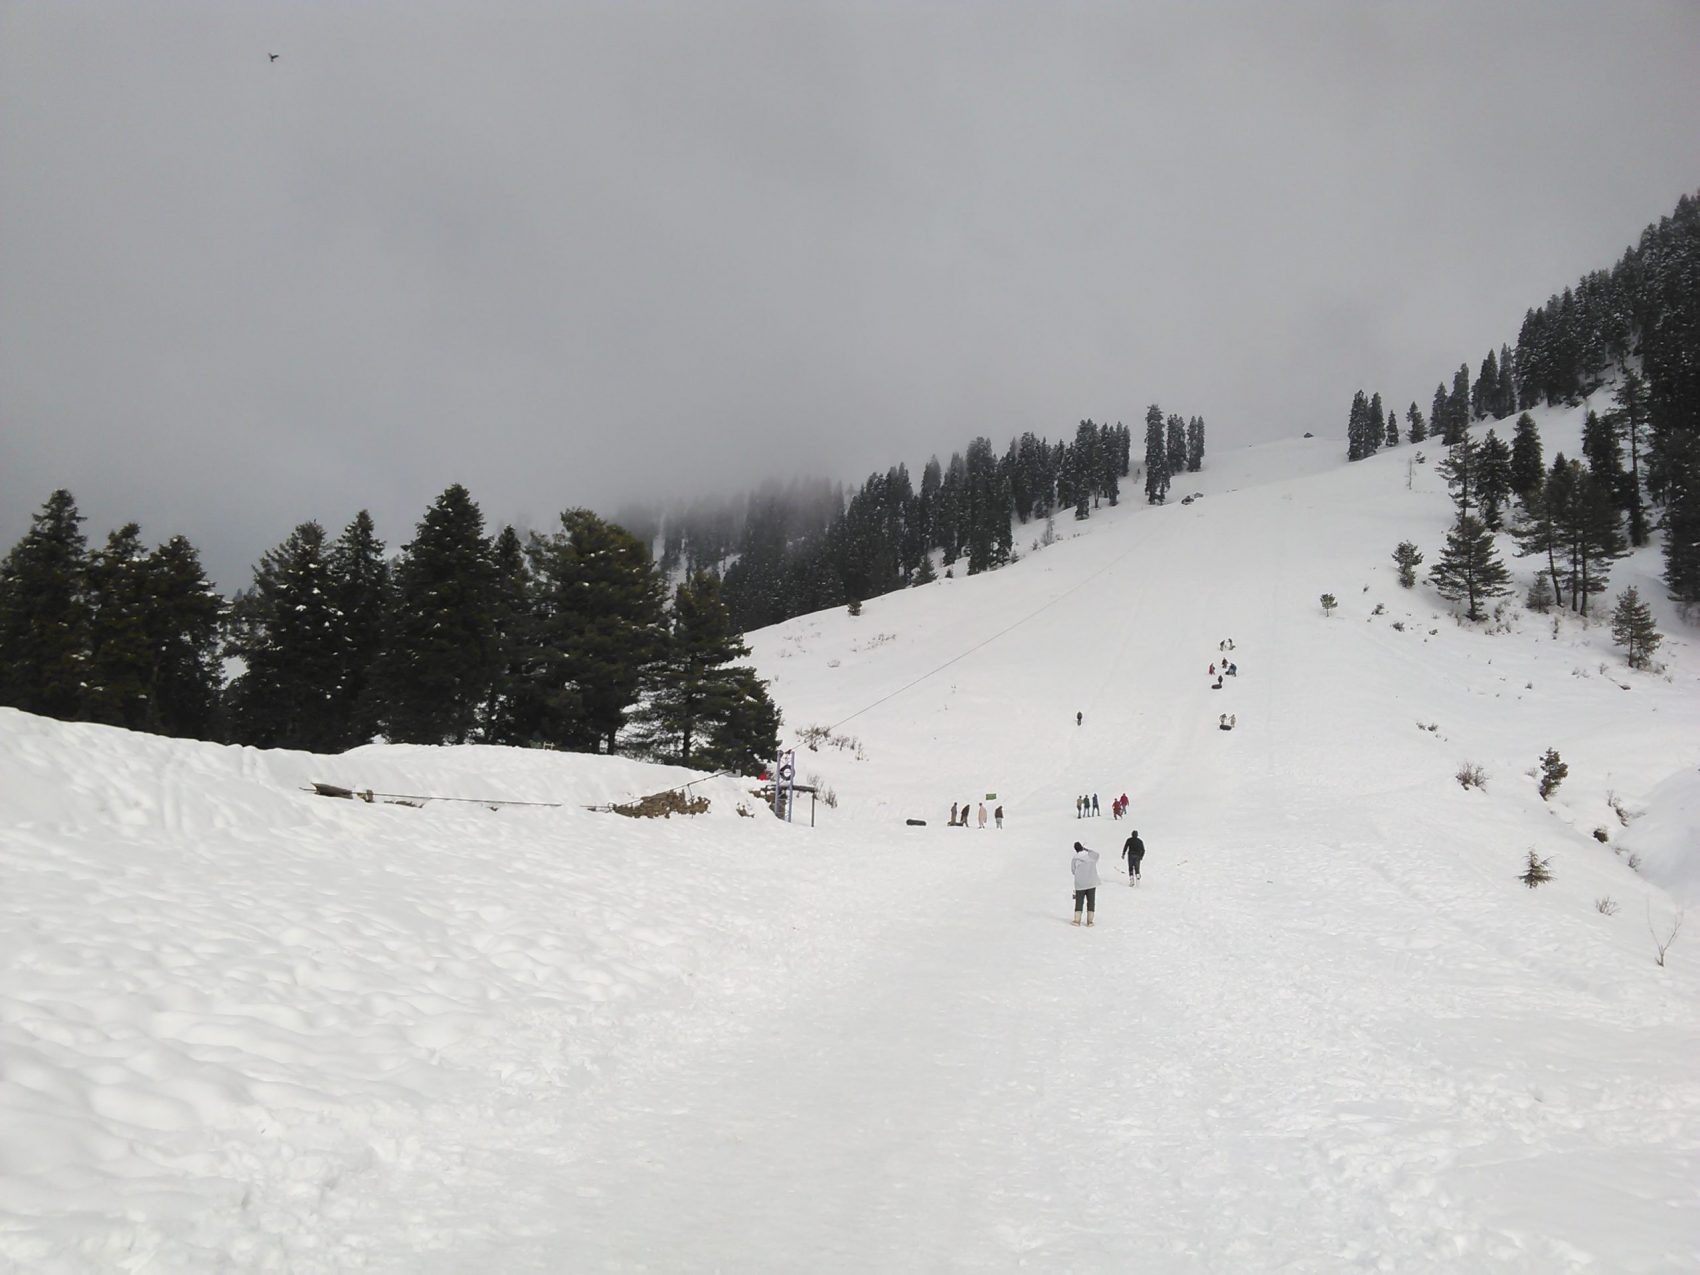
[3, 399, 1698, 1273]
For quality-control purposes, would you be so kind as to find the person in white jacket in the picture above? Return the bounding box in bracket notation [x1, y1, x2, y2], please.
[1071, 841, 1100, 926]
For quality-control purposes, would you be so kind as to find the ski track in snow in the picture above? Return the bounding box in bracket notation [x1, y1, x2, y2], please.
[3, 400, 1699, 1272]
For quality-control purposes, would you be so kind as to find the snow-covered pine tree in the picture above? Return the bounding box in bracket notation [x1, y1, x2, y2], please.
[1407, 402, 1427, 444]
[225, 521, 347, 750]
[1347, 390, 1369, 461]
[1186, 416, 1205, 471]
[1144, 405, 1170, 504]
[1165, 414, 1187, 480]
[1366, 392, 1385, 457]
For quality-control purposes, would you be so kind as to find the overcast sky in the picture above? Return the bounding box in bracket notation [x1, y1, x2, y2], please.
[4, 2, 1699, 589]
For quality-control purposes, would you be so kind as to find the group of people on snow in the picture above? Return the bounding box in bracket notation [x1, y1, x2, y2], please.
[1076, 793, 1100, 818]
[949, 800, 1002, 829]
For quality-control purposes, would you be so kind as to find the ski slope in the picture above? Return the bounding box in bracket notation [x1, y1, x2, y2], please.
[2, 400, 1697, 1272]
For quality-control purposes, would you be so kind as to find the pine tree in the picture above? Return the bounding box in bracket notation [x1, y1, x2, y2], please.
[1519, 850, 1553, 888]
[1446, 364, 1471, 444]
[141, 534, 223, 739]
[329, 511, 390, 748]
[1609, 586, 1662, 669]
[1365, 392, 1385, 457]
[1347, 390, 1369, 461]
[1407, 402, 1427, 444]
[1496, 343, 1517, 418]
[1476, 430, 1513, 531]
[482, 525, 532, 744]
[1509, 412, 1544, 504]
[379, 484, 499, 745]
[0, 490, 91, 720]
[1143, 405, 1170, 504]
[700, 666, 782, 774]
[1581, 410, 1624, 493]
[1437, 433, 1479, 519]
[1070, 422, 1096, 523]
[84, 524, 155, 729]
[524, 509, 666, 753]
[1537, 748, 1567, 799]
[1392, 541, 1424, 588]
[1430, 383, 1450, 447]
[1548, 459, 1626, 615]
[1606, 370, 1652, 546]
[631, 570, 780, 769]
[1429, 512, 1511, 621]
[225, 521, 347, 750]
[1473, 349, 1498, 420]
[1512, 456, 1570, 611]
[1165, 414, 1187, 480]
[1660, 429, 1700, 605]
[1384, 400, 1400, 448]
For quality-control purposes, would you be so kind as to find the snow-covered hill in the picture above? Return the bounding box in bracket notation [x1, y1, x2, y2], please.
[3, 395, 1697, 1273]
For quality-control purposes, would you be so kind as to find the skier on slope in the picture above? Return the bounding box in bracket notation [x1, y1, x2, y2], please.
[1122, 829, 1145, 885]
[1071, 841, 1101, 926]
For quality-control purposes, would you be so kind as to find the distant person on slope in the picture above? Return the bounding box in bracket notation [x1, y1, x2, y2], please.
[960, 799, 970, 829]
[1091, 793, 1100, 816]
[1071, 842, 1101, 926]
[977, 802, 988, 829]
[994, 804, 1003, 829]
[1123, 830, 1145, 884]
[1076, 710, 1083, 727]
[950, 801, 959, 826]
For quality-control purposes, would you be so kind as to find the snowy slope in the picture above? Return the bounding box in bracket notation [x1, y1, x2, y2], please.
[3, 394, 1697, 1273]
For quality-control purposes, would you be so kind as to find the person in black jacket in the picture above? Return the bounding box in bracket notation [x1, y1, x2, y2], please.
[1122, 830, 1145, 884]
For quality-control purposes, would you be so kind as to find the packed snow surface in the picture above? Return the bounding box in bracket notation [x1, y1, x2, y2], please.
[3, 399, 1698, 1272]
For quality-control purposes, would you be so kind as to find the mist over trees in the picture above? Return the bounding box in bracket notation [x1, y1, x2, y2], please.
[623, 411, 1207, 634]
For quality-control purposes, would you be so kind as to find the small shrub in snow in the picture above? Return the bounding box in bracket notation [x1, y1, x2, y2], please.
[1596, 897, 1619, 916]
[1456, 761, 1487, 790]
[1392, 541, 1424, 588]
[1392, 620, 1405, 631]
[805, 774, 839, 808]
[1537, 748, 1567, 800]
[1526, 573, 1555, 614]
[1320, 593, 1338, 617]
[1592, 827, 1609, 843]
[1626, 852, 1643, 873]
[1371, 602, 1386, 616]
[1648, 904, 1684, 968]
[1519, 851, 1553, 889]
[1607, 791, 1634, 826]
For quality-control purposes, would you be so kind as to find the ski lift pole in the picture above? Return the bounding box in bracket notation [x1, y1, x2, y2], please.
[783, 749, 796, 823]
